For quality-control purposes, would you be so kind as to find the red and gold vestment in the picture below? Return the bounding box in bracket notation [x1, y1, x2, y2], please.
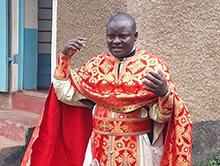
[21, 49, 192, 166]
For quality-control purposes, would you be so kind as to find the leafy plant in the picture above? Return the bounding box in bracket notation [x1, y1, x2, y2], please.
[208, 156, 220, 166]
[195, 156, 220, 166]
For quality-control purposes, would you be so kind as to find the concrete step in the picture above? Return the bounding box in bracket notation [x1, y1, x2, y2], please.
[0, 91, 46, 165]
[0, 136, 25, 166]
[0, 110, 39, 144]
[12, 90, 48, 114]
[0, 93, 12, 110]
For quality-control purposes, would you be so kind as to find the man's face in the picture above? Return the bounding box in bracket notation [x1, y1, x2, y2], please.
[106, 20, 137, 59]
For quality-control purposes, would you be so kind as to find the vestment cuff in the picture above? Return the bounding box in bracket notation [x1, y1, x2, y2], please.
[158, 88, 174, 115]
[53, 52, 71, 80]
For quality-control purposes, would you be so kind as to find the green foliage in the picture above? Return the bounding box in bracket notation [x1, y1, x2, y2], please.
[208, 156, 220, 166]
[196, 156, 220, 166]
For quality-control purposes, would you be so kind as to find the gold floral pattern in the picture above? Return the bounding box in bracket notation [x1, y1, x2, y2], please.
[91, 107, 148, 165]
[70, 50, 171, 113]
[70, 50, 192, 165]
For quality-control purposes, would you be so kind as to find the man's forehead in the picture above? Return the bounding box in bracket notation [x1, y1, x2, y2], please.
[107, 13, 136, 32]
[107, 20, 134, 33]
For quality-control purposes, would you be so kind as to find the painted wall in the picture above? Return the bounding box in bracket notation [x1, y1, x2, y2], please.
[23, 0, 38, 89]
[56, 0, 220, 164]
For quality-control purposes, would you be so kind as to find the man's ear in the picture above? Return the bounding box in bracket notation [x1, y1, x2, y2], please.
[134, 32, 138, 42]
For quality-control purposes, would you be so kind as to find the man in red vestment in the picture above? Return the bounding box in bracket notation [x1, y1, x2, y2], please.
[21, 12, 192, 166]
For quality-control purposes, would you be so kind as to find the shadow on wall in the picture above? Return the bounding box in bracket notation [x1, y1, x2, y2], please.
[193, 120, 220, 165]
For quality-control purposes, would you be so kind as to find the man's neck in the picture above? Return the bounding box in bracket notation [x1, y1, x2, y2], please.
[127, 47, 136, 57]
[119, 47, 136, 61]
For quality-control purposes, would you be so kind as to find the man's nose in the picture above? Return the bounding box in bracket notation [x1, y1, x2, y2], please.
[113, 37, 121, 44]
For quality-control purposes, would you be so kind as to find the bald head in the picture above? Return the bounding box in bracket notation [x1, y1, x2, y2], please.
[107, 12, 136, 32]
[106, 12, 138, 59]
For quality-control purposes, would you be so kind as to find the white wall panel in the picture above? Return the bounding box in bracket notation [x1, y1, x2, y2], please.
[10, 0, 19, 56]
[24, 0, 38, 28]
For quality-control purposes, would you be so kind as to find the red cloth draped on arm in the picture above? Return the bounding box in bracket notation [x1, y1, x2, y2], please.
[20, 85, 92, 166]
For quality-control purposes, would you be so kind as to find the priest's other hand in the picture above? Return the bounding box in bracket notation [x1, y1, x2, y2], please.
[142, 70, 169, 97]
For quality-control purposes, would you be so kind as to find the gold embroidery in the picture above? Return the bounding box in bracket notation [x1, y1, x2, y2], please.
[93, 112, 152, 136]
[92, 107, 147, 165]
[70, 50, 167, 113]
[92, 133, 139, 166]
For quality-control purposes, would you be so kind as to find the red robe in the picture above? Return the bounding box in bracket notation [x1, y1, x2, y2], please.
[21, 86, 93, 166]
[21, 50, 192, 166]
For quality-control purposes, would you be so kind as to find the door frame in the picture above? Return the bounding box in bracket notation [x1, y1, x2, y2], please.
[0, 0, 9, 92]
[18, 0, 24, 91]
[51, 0, 57, 81]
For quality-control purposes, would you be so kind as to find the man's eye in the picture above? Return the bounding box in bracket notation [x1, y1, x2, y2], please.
[108, 36, 114, 40]
[120, 35, 128, 39]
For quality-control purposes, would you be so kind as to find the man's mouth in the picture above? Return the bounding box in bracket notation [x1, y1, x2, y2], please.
[112, 47, 123, 52]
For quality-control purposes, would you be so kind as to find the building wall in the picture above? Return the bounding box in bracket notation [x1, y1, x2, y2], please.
[57, 0, 220, 164]
[23, 0, 38, 89]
